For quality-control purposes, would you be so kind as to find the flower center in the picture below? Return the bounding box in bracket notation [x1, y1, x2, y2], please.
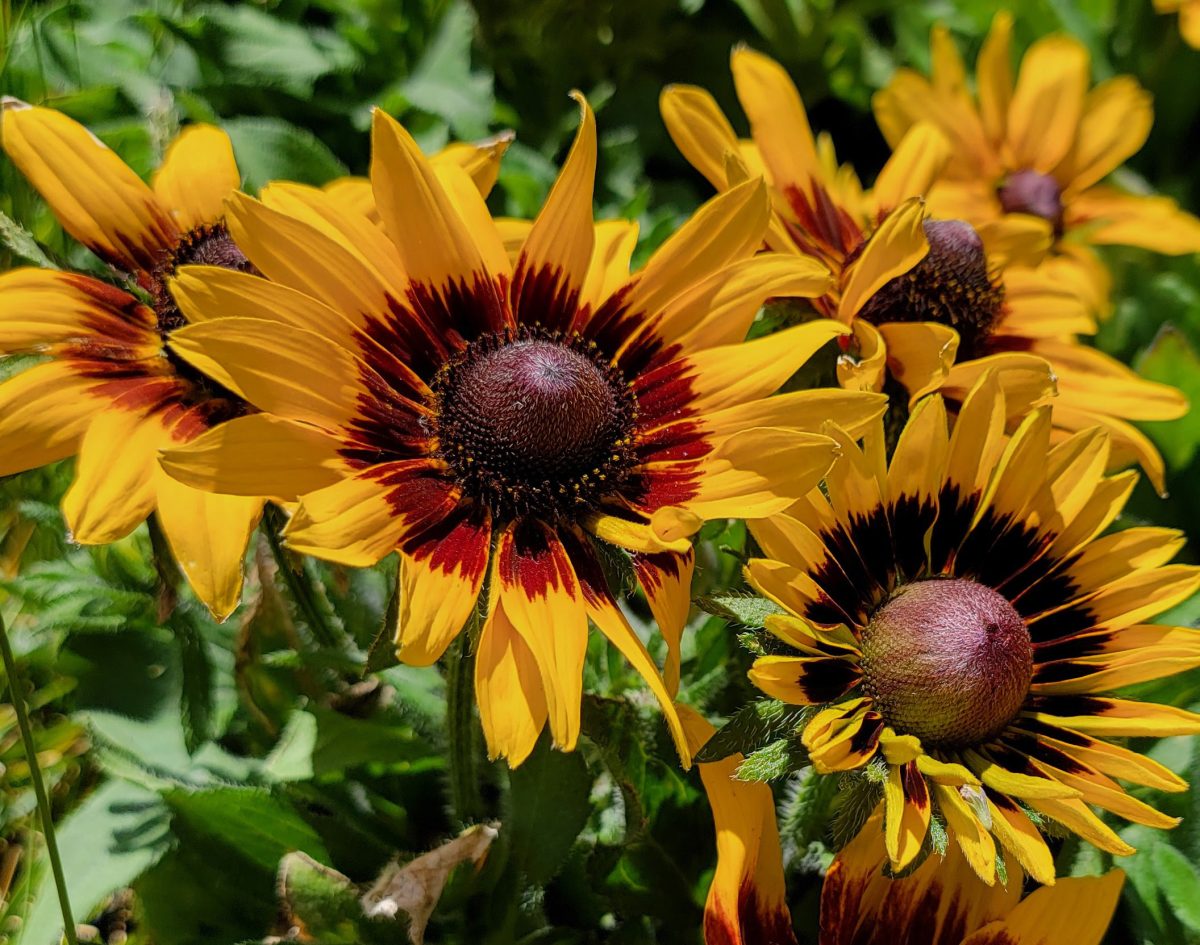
[859, 578, 1032, 749]
[855, 219, 1006, 360]
[997, 170, 1064, 236]
[149, 223, 256, 337]
[432, 330, 637, 521]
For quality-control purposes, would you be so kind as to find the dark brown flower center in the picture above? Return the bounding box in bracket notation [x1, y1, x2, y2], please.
[856, 219, 1006, 360]
[150, 223, 256, 337]
[997, 170, 1064, 236]
[860, 578, 1032, 749]
[432, 330, 636, 521]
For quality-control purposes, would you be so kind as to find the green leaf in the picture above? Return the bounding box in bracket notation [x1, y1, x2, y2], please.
[695, 700, 811, 763]
[165, 786, 330, 874]
[16, 780, 172, 945]
[224, 117, 348, 191]
[0, 209, 57, 269]
[695, 592, 784, 628]
[1152, 842, 1200, 932]
[735, 737, 808, 782]
[1134, 327, 1200, 471]
[261, 710, 318, 783]
[398, 1, 494, 137]
[506, 735, 593, 885]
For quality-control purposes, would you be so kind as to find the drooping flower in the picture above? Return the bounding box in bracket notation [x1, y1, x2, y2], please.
[661, 48, 1188, 491]
[1154, 0, 1200, 47]
[158, 95, 886, 765]
[873, 13, 1200, 311]
[821, 813, 1124, 945]
[681, 706, 797, 945]
[743, 372, 1200, 882]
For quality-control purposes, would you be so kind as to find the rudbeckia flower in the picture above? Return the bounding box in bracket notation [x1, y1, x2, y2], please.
[744, 372, 1200, 882]
[681, 706, 796, 945]
[1154, 0, 1200, 47]
[821, 813, 1124, 945]
[661, 48, 1188, 492]
[158, 95, 886, 765]
[0, 101, 263, 619]
[873, 13, 1200, 311]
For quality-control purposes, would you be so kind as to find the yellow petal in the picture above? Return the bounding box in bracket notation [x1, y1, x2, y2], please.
[1006, 35, 1090, 173]
[839, 198, 928, 321]
[476, 593, 548, 767]
[871, 123, 951, 214]
[659, 83, 741, 190]
[152, 124, 241, 232]
[0, 361, 108, 475]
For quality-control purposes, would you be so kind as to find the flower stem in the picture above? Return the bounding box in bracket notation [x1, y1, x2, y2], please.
[446, 632, 482, 825]
[0, 610, 77, 945]
[262, 505, 341, 651]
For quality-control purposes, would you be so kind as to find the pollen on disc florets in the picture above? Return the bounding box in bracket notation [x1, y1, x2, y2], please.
[855, 219, 1006, 360]
[998, 169, 1065, 236]
[431, 327, 638, 522]
[149, 222, 256, 337]
[859, 578, 1033, 749]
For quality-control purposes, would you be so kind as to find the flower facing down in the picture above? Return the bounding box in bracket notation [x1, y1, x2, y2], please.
[0, 101, 263, 618]
[158, 95, 887, 765]
[745, 372, 1200, 882]
[661, 48, 1188, 492]
[681, 706, 797, 945]
[874, 14, 1200, 312]
[821, 813, 1124, 945]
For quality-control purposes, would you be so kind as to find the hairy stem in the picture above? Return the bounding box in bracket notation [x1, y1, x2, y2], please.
[262, 505, 341, 651]
[0, 610, 77, 945]
[446, 632, 482, 825]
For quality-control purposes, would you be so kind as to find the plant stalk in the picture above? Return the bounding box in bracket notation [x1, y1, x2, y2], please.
[0, 610, 77, 945]
[262, 505, 341, 650]
[446, 632, 482, 825]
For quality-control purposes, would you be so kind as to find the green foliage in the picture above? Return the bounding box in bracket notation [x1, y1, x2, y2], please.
[0, 1, 1198, 944]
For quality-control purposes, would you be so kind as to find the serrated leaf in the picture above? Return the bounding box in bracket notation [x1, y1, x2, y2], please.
[695, 700, 811, 763]
[695, 592, 784, 628]
[735, 737, 808, 782]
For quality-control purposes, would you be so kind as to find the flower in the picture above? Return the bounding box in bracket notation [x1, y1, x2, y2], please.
[661, 47, 1188, 492]
[0, 101, 262, 619]
[0, 101, 510, 621]
[743, 372, 1200, 883]
[681, 706, 796, 945]
[873, 13, 1200, 311]
[821, 812, 1124, 945]
[158, 95, 886, 765]
[1154, 0, 1200, 47]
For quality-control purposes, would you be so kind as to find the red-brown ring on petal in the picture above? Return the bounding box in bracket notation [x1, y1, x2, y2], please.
[997, 169, 1065, 237]
[853, 219, 1006, 360]
[859, 577, 1033, 749]
[429, 325, 638, 523]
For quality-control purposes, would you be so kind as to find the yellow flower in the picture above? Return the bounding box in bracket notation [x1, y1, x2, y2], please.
[1155, 0, 1200, 47]
[822, 813, 1124, 945]
[681, 706, 796, 945]
[744, 373, 1200, 883]
[874, 13, 1200, 312]
[0, 101, 262, 619]
[158, 95, 886, 766]
[0, 101, 509, 620]
[661, 48, 1188, 492]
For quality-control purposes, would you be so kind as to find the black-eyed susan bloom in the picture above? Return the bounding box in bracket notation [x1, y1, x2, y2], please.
[873, 14, 1200, 311]
[661, 48, 1188, 492]
[0, 100, 262, 619]
[0, 100, 510, 621]
[744, 372, 1200, 883]
[821, 813, 1124, 945]
[158, 95, 888, 766]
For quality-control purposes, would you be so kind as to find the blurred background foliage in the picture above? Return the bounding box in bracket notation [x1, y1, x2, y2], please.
[0, 0, 1198, 943]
